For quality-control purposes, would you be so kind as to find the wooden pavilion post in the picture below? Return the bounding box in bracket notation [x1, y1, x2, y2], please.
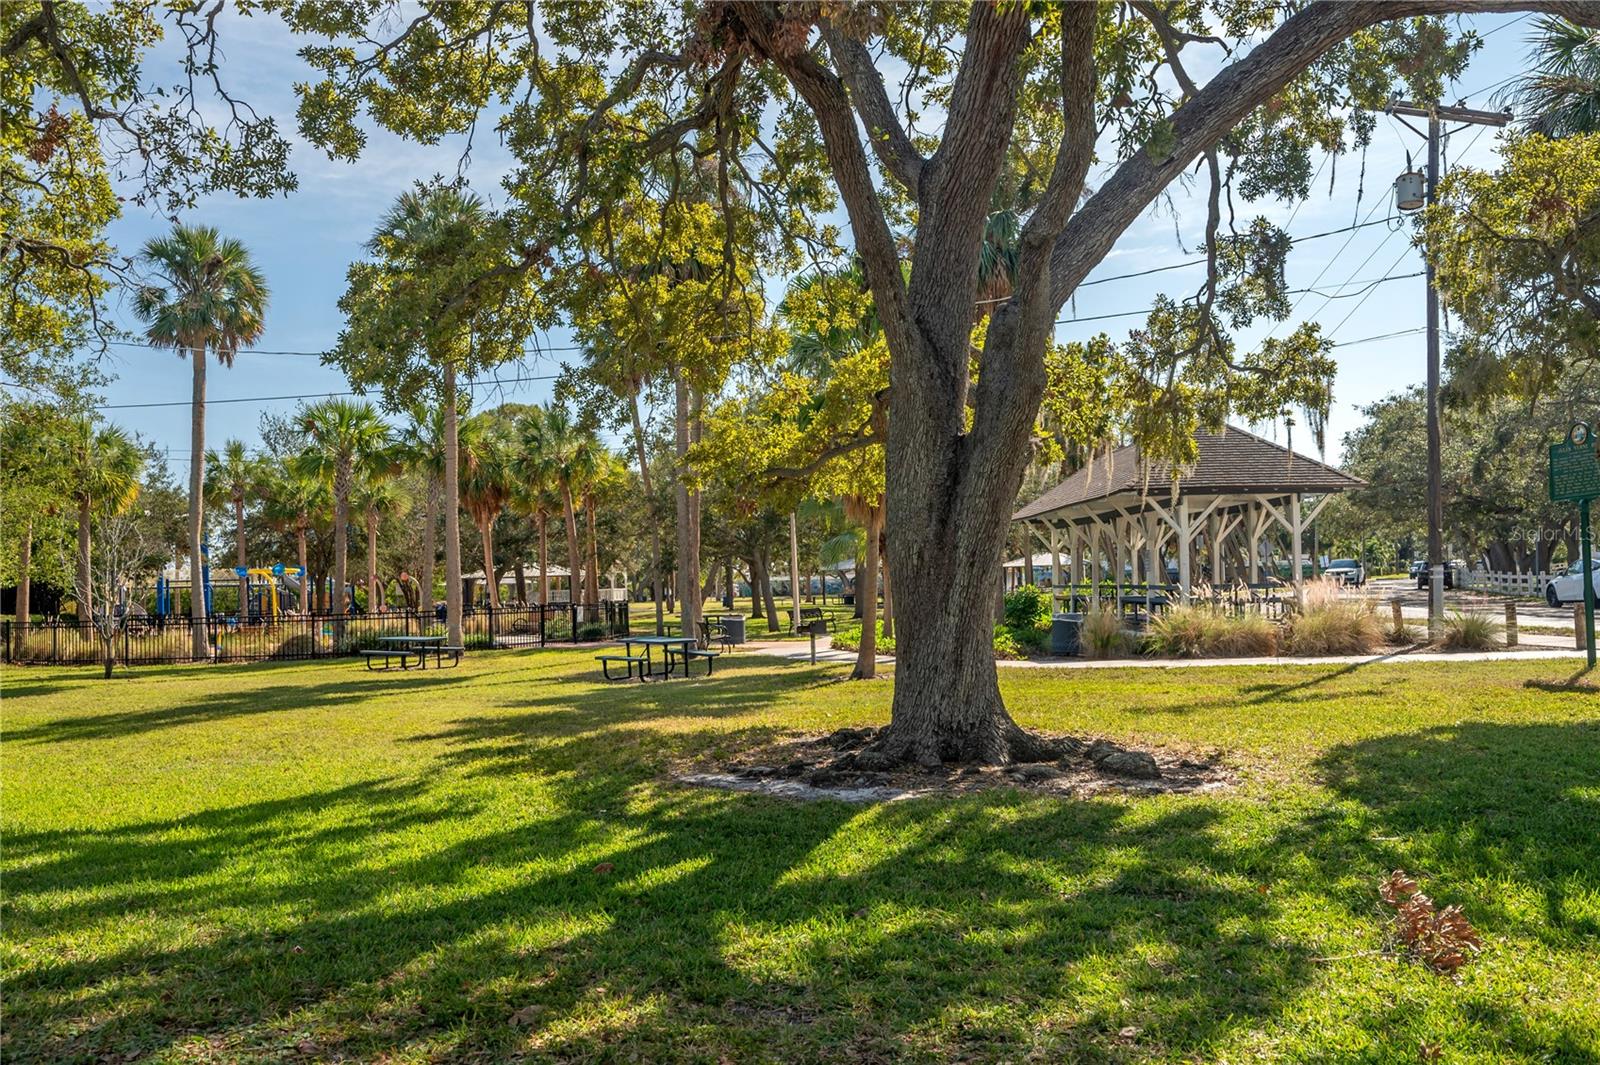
[1146, 513, 1161, 602]
[1177, 499, 1193, 605]
[1209, 512, 1223, 590]
[1290, 493, 1305, 600]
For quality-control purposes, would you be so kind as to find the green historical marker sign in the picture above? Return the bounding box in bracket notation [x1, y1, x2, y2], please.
[1551, 422, 1599, 667]
[1549, 423, 1600, 501]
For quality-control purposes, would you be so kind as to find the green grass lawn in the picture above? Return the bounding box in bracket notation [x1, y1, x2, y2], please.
[3, 651, 1597, 1063]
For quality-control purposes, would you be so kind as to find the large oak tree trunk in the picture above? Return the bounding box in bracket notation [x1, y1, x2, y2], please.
[443, 364, 464, 646]
[188, 347, 209, 659]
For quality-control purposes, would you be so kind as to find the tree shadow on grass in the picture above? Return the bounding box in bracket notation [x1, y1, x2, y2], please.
[6, 657, 1326, 1064]
[405, 660, 845, 779]
[5, 669, 475, 745]
[1315, 720, 1600, 945]
[4, 773, 1318, 1063]
[12, 663, 1598, 1062]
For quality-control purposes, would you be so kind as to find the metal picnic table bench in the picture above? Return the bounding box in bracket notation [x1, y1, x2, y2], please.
[359, 634, 463, 671]
[596, 634, 718, 681]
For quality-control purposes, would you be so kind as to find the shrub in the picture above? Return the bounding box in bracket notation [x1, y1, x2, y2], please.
[1145, 605, 1277, 658]
[1283, 586, 1383, 656]
[1080, 606, 1132, 659]
[1002, 584, 1051, 631]
[576, 622, 608, 641]
[832, 621, 896, 655]
[992, 626, 1025, 660]
[1441, 611, 1502, 650]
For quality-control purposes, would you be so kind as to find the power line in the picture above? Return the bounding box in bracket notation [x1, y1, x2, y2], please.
[1330, 327, 1426, 348]
[87, 373, 562, 411]
[1054, 267, 1423, 326]
[1323, 244, 1418, 340]
[995, 215, 1398, 312]
[99, 339, 584, 357]
[1262, 192, 1394, 341]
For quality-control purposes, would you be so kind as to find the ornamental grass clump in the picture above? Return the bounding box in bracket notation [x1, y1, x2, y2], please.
[1441, 610, 1503, 650]
[1145, 604, 1277, 658]
[1080, 606, 1132, 659]
[1283, 577, 1383, 656]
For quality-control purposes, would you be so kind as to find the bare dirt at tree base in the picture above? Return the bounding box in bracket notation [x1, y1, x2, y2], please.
[680, 727, 1235, 803]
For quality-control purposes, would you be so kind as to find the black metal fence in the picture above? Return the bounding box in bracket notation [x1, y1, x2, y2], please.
[1, 601, 629, 667]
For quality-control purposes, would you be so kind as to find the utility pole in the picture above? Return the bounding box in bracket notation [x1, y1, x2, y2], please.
[1388, 100, 1509, 636]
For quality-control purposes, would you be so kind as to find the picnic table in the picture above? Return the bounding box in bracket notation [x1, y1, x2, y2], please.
[596, 634, 718, 680]
[361, 634, 462, 671]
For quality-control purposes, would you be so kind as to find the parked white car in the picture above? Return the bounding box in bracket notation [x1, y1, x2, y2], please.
[1544, 559, 1600, 606]
[1324, 559, 1365, 586]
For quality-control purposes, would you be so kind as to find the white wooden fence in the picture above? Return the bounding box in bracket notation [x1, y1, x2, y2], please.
[1458, 570, 1554, 597]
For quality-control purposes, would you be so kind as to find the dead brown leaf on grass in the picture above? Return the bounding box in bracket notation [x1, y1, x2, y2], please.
[1380, 869, 1483, 975]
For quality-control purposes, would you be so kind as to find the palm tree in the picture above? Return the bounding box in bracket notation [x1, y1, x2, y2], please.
[1500, 17, 1600, 136]
[134, 225, 268, 655]
[261, 465, 328, 612]
[295, 400, 391, 634]
[510, 406, 559, 606]
[67, 419, 145, 621]
[205, 439, 262, 615]
[360, 186, 491, 646]
[460, 419, 513, 610]
[526, 405, 595, 607]
[580, 448, 620, 607]
[351, 474, 403, 612]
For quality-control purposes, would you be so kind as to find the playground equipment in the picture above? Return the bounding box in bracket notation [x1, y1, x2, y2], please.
[153, 547, 308, 620]
[233, 565, 307, 620]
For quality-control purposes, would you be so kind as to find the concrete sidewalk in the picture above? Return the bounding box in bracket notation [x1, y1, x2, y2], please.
[740, 636, 1590, 671]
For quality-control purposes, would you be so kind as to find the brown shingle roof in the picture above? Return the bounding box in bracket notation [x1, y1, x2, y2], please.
[1012, 425, 1364, 522]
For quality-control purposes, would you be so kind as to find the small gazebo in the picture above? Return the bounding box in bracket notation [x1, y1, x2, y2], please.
[1010, 426, 1364, 604]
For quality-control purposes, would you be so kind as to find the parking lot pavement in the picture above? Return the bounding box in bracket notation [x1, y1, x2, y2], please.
[1363, 576, 1572, 620]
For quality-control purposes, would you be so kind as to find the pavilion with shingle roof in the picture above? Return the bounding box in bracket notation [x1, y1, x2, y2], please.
[1010, 426, 1364, 604]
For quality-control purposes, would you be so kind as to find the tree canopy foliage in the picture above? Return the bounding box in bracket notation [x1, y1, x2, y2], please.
[1427, 131, 1600, 403]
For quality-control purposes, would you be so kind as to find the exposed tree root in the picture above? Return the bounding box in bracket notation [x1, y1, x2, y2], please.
[687, 726, 1232, 801]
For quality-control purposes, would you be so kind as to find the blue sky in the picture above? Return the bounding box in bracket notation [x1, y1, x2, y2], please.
[90, 9, 1538, 472]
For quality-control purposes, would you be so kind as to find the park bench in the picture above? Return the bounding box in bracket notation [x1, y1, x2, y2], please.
[788, 606, 837, 634]
[596, 652, 648, 681]
[358, 647, 417, 671]
[425, 645, 465, 668]
[665, 646, 720, 677]
[698, 618, 736, 653]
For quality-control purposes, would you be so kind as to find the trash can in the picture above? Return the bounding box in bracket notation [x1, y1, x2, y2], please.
[1050, 612, 1083, 656]
[720, 614, 746, 645]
